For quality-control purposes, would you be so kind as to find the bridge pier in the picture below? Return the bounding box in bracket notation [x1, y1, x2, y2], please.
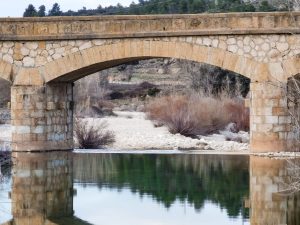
[11, 84, 73, 151]
[250, 81, 294, 152]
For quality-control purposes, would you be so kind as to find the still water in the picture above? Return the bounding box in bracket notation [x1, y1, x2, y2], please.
[0, 152, 299, 225]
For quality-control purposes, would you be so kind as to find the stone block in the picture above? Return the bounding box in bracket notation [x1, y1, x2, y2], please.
[278, 116, 291, 124]
[265, 116, 279, 124]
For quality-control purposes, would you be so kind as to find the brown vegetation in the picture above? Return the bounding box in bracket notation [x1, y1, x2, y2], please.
[74, 118, 115, 149]
[145, 94, 249, 137]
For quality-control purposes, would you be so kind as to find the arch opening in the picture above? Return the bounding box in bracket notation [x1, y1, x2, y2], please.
[72, 57, 250, 150]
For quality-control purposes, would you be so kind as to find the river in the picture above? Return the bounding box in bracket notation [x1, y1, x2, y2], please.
[0, 152, 299, 225]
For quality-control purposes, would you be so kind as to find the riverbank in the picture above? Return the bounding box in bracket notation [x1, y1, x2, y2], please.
[84, 111, 250, 152]
[1, 111, 249, 153]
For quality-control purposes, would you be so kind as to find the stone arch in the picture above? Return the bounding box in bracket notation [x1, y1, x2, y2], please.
[0, 59, 13, 83]
[41, 39, 268, 84]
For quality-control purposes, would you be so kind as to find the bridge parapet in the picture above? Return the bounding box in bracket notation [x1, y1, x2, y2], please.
[0, 12, 299, 41]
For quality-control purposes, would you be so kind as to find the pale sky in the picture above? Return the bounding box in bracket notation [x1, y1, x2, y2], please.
[0, 0, 135, 17]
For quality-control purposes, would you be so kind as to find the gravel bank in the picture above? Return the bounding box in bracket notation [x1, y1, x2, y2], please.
[0, 111, 250, 152]
[85, 111, 249, 152]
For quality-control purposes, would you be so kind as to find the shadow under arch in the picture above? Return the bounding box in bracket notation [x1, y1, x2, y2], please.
[42, 39, 261, 84]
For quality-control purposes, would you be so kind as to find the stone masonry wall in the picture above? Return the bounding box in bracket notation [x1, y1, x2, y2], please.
[0, 34, 299, 73]
[11, 83, 73, 151]
[250, 82, 294, 152]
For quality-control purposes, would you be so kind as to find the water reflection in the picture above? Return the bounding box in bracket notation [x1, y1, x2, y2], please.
[1, 152, 90, 225]
[250, 156, 300, 225]
[0, 153, 300, 225]
[74, 154, 249, 218]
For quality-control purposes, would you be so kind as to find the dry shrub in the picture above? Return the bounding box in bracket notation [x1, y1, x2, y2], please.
[145, 94, 249, 137]
[224, 98, 249, 132]
[74, 118, 115, 149]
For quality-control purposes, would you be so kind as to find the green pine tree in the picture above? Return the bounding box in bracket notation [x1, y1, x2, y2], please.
[23, 4, 37, 17]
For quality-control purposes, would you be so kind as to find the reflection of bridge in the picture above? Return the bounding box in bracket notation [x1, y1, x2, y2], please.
[0, 12, 300, 152]
[0, 152, 10, 172]
[1, 153, 300, 224]
[1, 152, 91, 225]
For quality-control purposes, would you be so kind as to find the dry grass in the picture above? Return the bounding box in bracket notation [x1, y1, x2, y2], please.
[74, 118, 115, 149]
[145, 94, 249, 137]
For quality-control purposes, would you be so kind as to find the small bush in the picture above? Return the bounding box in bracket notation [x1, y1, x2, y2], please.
[74, 118, 115, 149]
[145, 94, 249, 137]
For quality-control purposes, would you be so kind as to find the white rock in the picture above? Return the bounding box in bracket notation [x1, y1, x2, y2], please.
[55, 47, 65, 54]
[29, 50, 37, 58]
[52, 43, 60, 48]
[243, 36, 251, 45]
[237, 40, 243, 48]
[228, 45, 238, 53]
[79, 41, 92, 50]
[212, 39, 219, 47]
[1, 47, 9, 54]
[49, 49, 55, 56]
[71, 47, 79, 53]
[21, 47, 30, 56]
[218, 41, 227, 50]
[227, 38, 236, 45]
[203, 38, 212, 46]
[52, 53, 61, 60]
[250, 49, 257, 57]
[3, 42, 14, 48]
[68, 41, 76, 46]
[276, 42, 289, 52]
[195, 38, 202, 45]
[25, 42, 38, 50]
[3, 54, 13, 64]
[46, 43, 53, 50]
[23, 56, 35, 67]
[261, 43, 270, 51]
[244, 46, 251, 53]
[60, 41, 68, 46]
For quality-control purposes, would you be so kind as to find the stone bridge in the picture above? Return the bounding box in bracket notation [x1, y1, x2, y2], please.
[0, 12, 299, 152]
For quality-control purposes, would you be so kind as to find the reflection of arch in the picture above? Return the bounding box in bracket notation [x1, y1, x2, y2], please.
[0, 60, 12, 83]
[41, 40, 266, 84]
